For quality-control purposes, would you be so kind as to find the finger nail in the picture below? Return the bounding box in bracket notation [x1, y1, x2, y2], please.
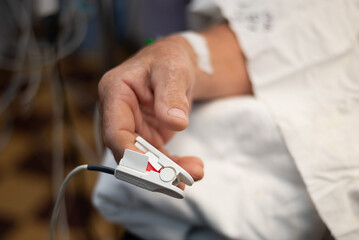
[167, 108, 187, 120]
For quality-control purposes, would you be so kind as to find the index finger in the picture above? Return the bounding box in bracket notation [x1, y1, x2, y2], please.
[98, 68, 146, 162]
[100, 86, 138, 161]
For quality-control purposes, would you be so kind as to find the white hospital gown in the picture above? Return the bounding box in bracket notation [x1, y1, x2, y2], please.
[93, 0, 359, 239]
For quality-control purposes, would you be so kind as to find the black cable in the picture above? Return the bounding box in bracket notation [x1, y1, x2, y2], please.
[87, 164, 115, 175]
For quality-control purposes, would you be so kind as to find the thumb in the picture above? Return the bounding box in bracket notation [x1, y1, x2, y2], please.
[151, 63, 192, 131]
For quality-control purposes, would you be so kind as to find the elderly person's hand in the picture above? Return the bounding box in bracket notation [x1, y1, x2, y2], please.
[98, 24, 252, 184]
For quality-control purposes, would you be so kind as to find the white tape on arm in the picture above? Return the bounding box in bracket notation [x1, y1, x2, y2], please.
[180, 32, 213, 74]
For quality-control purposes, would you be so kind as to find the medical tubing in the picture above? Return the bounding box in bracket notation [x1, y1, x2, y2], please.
[50, 164, 116, 240]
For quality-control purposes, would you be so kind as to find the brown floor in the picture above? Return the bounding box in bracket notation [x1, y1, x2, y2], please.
[0, 55, 124, 240]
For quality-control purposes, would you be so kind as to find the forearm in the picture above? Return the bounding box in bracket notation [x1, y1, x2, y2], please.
[164, 23, 252, 100]
[197, 24, 252, 99]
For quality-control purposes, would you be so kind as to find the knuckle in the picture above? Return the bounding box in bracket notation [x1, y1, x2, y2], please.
[98, 71, 115, 95]
[166, 58, 190, 73]
[98, 71, 130, 99]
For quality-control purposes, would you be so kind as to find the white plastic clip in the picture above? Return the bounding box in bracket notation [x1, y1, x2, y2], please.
[114, 137, 194, 199]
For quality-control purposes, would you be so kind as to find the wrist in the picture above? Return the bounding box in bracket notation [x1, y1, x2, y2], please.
[179, 32, 213, 75]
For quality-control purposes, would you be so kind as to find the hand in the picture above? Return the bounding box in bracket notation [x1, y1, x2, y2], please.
[99, 24, 252, 185]
[98, 36, 204, 182]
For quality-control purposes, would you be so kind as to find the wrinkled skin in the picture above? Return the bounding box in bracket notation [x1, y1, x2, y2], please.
[98, 37, 204, 187]
[98, 24, 252, 188]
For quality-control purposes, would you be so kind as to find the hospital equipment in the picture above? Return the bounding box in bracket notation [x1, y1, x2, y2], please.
[116, 136, 194, 199]
[50, 136, 193, 239]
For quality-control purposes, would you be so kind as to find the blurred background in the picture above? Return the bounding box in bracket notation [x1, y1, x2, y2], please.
[0, 0, 191, 239]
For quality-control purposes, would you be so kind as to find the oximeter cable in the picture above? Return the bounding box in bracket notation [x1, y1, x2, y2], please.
[50, 164, 115, 240]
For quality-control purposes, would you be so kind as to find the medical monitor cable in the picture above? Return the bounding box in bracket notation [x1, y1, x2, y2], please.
[50, 164, 115, 240]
